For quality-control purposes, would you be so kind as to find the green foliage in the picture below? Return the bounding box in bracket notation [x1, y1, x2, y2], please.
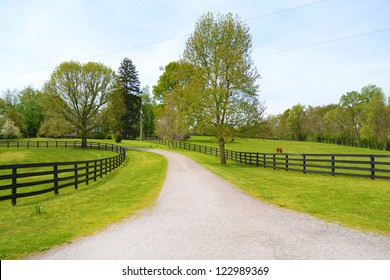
[264, 84, 389, 150]
[114, 132, 122, 143]
[38, 117, 72, 138]
[140, 86, 155, 137]
[30, 204, 46, 217]
[183, 12, 261, 163]
[43, 61, 116, 147]
[1, 119, 20, 139]
[16, 87, 45, 138]
[116, 58, 142, 139]
[153, 61, 202, 142]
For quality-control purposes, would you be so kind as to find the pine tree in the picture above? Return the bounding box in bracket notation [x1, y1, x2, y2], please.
[117, 58, 142, 139]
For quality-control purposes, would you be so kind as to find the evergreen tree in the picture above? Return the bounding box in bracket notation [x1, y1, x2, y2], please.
[117, 58, 142, 139]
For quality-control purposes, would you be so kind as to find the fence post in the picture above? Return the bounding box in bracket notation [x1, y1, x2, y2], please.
[12, 167, 17, 206]
[263, 154, 266, 168]
[74, 163, 78, 190]
[370, 155, 375, 180]
[54, 164, 59, 195]
[86, 163, 89, 185]
[285, 154, 289, 171]
[331, 155, 335, 176]
[303, 155, 306, 174]
[273, 154, 276, 170]
[94, 161, 97, 181]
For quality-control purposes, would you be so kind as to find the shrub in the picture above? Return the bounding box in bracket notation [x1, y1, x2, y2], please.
[1, 119, 20, 139]
[114, 132, 122, 143]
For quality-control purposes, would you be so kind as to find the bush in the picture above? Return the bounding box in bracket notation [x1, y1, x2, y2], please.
[1, 119, 20, 139]
[114, 132, 122, 143]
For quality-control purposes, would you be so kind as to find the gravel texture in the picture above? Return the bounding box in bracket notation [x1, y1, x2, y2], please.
[28, 149, 390, 259]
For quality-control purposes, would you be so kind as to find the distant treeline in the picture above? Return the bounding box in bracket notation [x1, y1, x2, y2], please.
[254, 84, 390, 150]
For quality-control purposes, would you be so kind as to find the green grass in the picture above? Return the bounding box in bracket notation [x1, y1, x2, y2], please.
[0, 149, 167, 259]
[0, 147, 116, 165]
[187, 136, 390, 154]
[0, 147, 120, 204]
[133, 138, 390, 236]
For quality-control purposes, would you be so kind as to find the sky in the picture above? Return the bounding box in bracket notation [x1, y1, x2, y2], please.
[0, 0, 389, 115]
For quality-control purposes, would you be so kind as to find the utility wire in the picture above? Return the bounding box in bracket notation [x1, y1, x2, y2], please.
[0, 0, 330, 81]
[253, 27, 390, 57]
[246, 0, 329, 21]
[141, 27, 390, 81]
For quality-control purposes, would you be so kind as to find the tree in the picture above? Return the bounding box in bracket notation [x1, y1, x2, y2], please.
[184, 12, 260, 164]
[286, 104, 307, 141]
[1, 89, 20, 127]
[43, 61, 116, 147]
[116, 58, 142, 139]
[1, 119, 20, 139]
[140, 86, 155, 137]
[38, 117, 72, 138]
[16, 87, 45, 137]
[338, 84, 386, 146]
[153, 61, 203, 141]
[360, 93, 390, 149]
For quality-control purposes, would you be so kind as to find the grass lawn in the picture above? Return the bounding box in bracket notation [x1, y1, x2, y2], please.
[128, 138, 390, 236]
[0, 148, 167, 259]
[187, 136, 390, 154]
[0, 147, 116, 165]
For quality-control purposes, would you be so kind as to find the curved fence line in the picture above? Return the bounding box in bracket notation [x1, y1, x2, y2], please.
[0, 141, 126, 206]
[145, 138, 390, 180]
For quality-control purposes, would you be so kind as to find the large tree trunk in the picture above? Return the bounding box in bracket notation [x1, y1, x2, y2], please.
[81, 125, 88, 148]
[219, 137, 227, 165]
[81, 133, 88, 148]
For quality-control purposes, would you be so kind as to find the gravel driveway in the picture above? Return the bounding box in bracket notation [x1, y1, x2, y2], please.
[28, 149, 390, 259]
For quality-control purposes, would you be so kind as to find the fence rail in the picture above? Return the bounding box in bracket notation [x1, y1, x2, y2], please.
[145, 138, 390, 180]
[0, 141, 126, 206]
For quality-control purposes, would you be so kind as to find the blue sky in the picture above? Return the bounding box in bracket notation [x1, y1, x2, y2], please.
[0, 0, 389, 114]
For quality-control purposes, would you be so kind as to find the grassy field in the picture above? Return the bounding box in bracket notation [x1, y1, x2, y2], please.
[0, 147, 116, 165]
[128, 138, 390, 236]
[0, 148, 167, 259]
[187, 136, 390, 154]
[0, 147, 120, 206]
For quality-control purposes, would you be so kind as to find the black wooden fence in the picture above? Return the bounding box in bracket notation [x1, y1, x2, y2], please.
[145, 138, 390, 180]
[0, 141, 126, 206]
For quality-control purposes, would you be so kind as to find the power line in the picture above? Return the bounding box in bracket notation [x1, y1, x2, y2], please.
[246, 0, 329, 21]
[0, 33, 191, 80]
[0, 0, 330, 81]
[141, 27, 390, 81]
[253, 27, 390, 57]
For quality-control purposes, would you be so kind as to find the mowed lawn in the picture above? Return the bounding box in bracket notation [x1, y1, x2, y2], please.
[131, 137, 390, 236]
[0, 147, 167, 259]
[0, 147, 116, 165]
[187, 136, 390, 154]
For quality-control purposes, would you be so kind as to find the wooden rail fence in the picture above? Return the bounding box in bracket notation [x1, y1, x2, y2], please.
[0, 141, 126, 206]
[145, 138, 390, 180]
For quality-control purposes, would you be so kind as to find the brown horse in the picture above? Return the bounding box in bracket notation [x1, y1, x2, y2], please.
[276, 147, 283, 153]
